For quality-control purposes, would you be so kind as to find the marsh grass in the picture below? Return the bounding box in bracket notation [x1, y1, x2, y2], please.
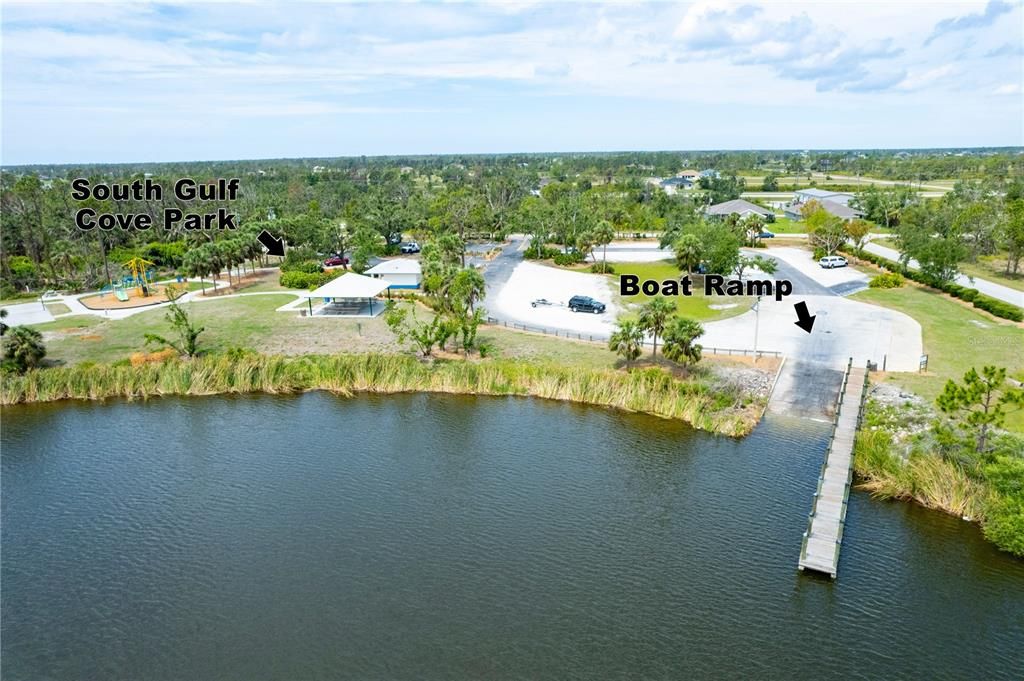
[0, 353, 762, 436]
[854, 429, 989, 521]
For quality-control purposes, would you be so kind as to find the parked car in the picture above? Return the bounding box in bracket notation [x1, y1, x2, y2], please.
[758, 230, 775, 239]
[568, 295, 606, 314]
[531, 298, 554, 308]
[400, 242, 421, 254]
[819, 255, 848, 269]
[324, 254, 349, 267]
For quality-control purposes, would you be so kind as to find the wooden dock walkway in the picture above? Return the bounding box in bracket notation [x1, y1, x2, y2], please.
[798, 359, 869, 579]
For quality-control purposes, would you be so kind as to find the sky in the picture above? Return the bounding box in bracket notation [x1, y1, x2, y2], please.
[1, 0, 1022, 164]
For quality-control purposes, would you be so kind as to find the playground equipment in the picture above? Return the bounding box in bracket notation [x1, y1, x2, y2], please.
[112, 283, 129, 302]
[122, 257, 156, 296]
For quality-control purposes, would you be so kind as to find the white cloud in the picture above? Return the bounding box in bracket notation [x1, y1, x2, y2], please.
[992, 83, 1022, 95]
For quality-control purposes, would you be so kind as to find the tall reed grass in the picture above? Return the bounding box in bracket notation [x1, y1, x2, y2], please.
[0, 354, 762, 436]
[853, 429, 989, 523]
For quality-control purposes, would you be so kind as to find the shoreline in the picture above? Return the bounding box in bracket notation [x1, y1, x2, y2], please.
[0, 353, 764, 437]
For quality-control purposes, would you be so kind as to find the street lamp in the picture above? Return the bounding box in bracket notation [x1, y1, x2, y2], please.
[753, 295, 762, 362]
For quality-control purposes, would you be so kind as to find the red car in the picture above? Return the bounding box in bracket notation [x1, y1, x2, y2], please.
[324, 255, 349, 267]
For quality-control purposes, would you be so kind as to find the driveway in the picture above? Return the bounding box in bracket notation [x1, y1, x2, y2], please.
[863, 241, 1024, 307]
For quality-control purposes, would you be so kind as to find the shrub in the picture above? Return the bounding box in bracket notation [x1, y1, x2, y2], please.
[972, 294, 1024, 322]
[129, 348, 178, 367]
[279, 269, 341, 289]
[2, 326, 46, 372]
[590, 262, 616, 274]
[7, 256, 39, 289]
[869, 272, 904, 289]
[525, 244, 561, 260]
[280, 259, 323, 274]
[553, 251, 585, 266]
[811, 247, 826, 261]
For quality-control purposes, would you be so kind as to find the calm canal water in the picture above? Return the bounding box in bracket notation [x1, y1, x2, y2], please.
[2, 393, 1022, 680]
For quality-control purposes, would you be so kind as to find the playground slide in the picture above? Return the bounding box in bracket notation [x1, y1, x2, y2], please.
[114, 288, 129, 302]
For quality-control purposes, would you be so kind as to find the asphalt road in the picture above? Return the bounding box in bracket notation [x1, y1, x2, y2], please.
[864, 241, 1023, 307]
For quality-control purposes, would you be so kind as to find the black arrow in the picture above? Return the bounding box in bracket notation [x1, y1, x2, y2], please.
[257, 230, 285, 256]
[793, 301, 816, 334]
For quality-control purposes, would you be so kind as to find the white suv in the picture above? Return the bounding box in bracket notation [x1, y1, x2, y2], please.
[819, 255, 848, 269]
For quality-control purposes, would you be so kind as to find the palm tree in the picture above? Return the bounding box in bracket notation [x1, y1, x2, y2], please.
[593, 219, 615, 270]
[448, 267, 487, 313]
[3, 325, 46, 372]
[638, 297, 675, 357]
[214, 241, 236, 286]
[673, 233, 704, 274]
[608, 319, 644, 371]
[662, 317, 704, 367]
[182, 250, 207, 294]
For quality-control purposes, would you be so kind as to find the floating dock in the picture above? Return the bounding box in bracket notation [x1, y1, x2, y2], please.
[798, 359, 869, 579]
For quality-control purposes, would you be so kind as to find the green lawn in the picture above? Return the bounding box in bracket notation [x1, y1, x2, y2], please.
[44, 303, 71, 315]
[27, 294, 617, 369]
[852, 285, 1024, 431]
[767, 217, 807, 234]
[610, 261, 753, 321]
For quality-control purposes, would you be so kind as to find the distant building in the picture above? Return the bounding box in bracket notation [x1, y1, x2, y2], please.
[791, 188, 855, 206]
[659, 176, 694, 194]
[364, 259, 422, 289]
[677, 169, 700, 179]
[785, 188, 863, 221]
[705, 199, 772, 219]
[698, 169, 720, 179]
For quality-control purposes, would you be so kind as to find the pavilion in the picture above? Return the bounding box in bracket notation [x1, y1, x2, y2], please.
[301, 272, 390, 317]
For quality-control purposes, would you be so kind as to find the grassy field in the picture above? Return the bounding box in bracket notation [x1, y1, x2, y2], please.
[610, 261, 752, 321]
[765, 217, 806, 234]
[959, 255, 1024, 292]
[28, 294, 398, 365]
[852, 285, 1024, 431]
[26, 293, 630, 370]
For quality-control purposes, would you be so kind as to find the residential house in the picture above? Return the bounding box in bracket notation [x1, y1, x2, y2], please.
[659, 176, 694, 195]
[705, 199, 772, 220]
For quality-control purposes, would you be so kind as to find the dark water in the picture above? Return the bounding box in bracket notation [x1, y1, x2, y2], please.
[2, 394, 1022, 680]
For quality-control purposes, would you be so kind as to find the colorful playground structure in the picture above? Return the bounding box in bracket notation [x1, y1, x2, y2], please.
[112, 257, 156, 301]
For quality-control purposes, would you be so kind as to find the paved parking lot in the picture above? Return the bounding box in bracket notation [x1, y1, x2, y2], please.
[490, 261, 620, 336]
[1, 301, 55, 326]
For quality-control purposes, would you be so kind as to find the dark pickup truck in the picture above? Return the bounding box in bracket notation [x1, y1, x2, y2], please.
[568, 295, 606, 314]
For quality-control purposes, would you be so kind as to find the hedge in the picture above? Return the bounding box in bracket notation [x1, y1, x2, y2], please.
[839, 246, 1024, 322]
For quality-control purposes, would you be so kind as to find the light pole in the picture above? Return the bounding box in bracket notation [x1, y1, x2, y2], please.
[753, 295, 762, 362]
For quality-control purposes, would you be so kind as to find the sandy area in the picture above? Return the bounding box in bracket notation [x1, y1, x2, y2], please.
[78, 284, 184, 310]
[492, 261, 620, 335]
